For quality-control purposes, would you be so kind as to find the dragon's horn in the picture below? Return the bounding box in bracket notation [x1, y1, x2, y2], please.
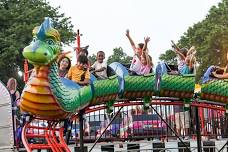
[37, 17, 53, 40]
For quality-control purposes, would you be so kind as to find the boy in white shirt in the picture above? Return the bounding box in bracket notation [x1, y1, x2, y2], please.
[91, 51, 108, 80]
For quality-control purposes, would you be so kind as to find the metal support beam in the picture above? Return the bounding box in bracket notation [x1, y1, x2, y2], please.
[89, 106, 123, 152]
[150, 105, 191, 152]
[195, 102, 202, 152]
[218, 141, 228, 152]
[79, 109, 85, 152]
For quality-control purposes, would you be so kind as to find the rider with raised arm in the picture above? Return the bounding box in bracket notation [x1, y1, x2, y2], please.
[171, 40, 196, 74]
[126, 29, 153, 75]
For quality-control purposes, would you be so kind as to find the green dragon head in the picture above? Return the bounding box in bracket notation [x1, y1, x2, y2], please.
[23, 17, 61, 65]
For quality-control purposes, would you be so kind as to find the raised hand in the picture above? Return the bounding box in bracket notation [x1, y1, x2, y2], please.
[144, 36, 150, 43]
[126, 29, 130, 37]
[171, 40, 178, 50]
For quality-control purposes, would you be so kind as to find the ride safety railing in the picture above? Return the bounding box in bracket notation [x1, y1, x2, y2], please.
[16, 98, 227, 150]
[65, 99, 227, 144]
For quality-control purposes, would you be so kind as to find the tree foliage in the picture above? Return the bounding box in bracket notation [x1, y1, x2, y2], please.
[107, 47, 132, 65]
[159, 0, 228, 81]
[159, 49, 177, 65]
[0, 0, 75, 89]
[88, 54, 97, 65]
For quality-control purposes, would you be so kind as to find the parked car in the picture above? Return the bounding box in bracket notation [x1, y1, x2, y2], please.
[121, 113, 167, 138]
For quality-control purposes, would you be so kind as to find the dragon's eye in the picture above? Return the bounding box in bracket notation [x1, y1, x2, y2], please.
[32, 37, 37, 42]
[46, 39, 55, 45]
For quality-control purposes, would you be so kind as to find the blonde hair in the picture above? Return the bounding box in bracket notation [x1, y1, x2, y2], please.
[7, 77, 17, 91]
[187, 46, 196, 56]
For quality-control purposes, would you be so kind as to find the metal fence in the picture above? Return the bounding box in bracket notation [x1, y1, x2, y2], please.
[68, 99, 227, 143]
[16, 99, 227, 151]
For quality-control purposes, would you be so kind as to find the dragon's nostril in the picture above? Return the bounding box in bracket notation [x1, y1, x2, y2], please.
[44, 52, 48, 56]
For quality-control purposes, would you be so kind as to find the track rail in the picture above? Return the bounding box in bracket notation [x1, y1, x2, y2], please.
[22, 118, 70, 152]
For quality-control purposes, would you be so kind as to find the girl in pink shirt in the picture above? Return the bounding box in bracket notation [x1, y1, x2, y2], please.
[138, 38, 153, 75]
[126, 29, 153, 75]
[139, 52, 152, 75]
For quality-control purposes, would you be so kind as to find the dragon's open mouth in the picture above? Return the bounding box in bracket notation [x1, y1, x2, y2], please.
[28, 60, 50, 66]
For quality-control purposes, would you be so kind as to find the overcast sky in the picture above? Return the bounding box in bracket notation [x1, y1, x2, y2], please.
[48, 0, 221, 65]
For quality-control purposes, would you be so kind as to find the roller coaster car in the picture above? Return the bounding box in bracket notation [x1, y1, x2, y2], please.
[201, 70, 228, 104]
[166, 64, 178, 72]
[107, 65, 116, 77]
[121, 114, 167, 138]
[92, 65, 116, 79]
[210, 66, 225, 76]
[165, 63, 197, 75]
[165, 64, 180, 75]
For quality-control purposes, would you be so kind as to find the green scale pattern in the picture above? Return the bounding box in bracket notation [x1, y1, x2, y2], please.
[49, 62, 92, 112]
[201, 79, 228, 97]
[93, 75, 119, 98]
[124, 74, 156, 92]
[160, 74, 195, 92]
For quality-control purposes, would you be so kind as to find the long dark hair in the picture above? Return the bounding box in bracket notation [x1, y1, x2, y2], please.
[57, 56, 71, 71]
[138, 43, 144, 49]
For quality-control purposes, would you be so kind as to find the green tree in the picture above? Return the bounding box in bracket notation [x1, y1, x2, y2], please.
[159, 0, 228, 82]
[107, 47, 132, 65]
[0, 0, 75, 89]
[159, 49, 177, 65]
[88, 54, 96, 65]
[181, 0, 228, 81]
